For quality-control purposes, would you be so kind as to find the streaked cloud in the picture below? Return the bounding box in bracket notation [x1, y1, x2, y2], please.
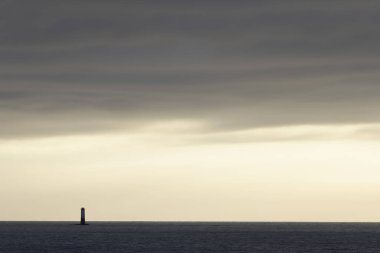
[1, 0, 380, 139]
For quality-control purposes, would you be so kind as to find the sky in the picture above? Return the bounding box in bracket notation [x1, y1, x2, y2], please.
[1, 0, 380, 221]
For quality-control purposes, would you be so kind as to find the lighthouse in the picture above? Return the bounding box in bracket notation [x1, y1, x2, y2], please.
[80, 207, 86, 225]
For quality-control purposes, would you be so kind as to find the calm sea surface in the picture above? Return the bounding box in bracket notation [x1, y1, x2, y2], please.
[1, 222, 380, 252]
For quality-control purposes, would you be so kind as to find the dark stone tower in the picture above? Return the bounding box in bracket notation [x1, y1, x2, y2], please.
[80, 207, 86, 225]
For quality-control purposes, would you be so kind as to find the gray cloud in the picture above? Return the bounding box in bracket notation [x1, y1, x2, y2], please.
[1, 0, 380, 139]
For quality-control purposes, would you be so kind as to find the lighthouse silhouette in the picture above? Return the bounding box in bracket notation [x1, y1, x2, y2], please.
[80, 207, 86, 225]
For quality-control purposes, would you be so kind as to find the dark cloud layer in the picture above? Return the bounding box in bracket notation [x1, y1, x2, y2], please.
[1, 0, 380, 138]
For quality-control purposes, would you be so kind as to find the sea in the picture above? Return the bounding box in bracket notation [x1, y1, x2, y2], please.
[1, 222, 380, 252]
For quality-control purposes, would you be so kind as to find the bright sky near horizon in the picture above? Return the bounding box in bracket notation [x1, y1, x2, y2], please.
[1, 1, 380, 221]
[2, 123, 380, 221]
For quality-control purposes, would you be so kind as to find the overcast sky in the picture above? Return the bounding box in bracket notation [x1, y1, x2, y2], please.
[1, 0, 380, 138]
[1, 1, 380, 221]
